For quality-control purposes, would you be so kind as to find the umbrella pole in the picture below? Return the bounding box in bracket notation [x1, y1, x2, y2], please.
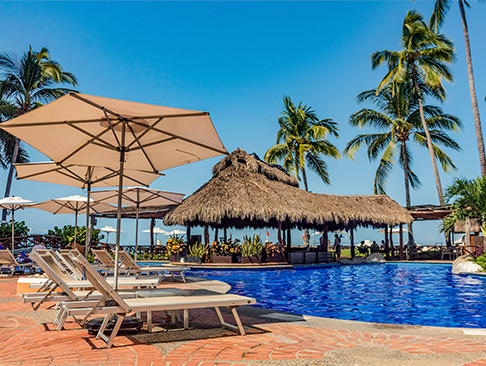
[74, 210, 78, 249]
[11, 210, 14, 256]
[114, 124, 127, 291]
[135, 203, 139, 263]
[85, 183, 91, 257]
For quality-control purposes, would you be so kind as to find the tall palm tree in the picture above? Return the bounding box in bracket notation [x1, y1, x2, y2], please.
[264, 96, 340, 191]
[430, 0, 486, 176]
[371, 10, 456, 205]
[265, 96, 340, 246]
[344, 82, 462, 242]
[0, 47, 77, 220]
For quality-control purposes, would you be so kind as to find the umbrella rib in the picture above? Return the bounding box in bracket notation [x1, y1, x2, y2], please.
[58, 122, 122, 164]
[125, 119, 158, 173]
[126, 117, 163, 149]
[149, 125, 228, 155]
[66, 121, 117, 150]
[102, 110, 122, 147]
[129, 137, 177, 152]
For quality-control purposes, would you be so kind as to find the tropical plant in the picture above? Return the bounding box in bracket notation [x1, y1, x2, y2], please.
[265, 96, 340, 190]
[371, 10, 456, 205]
[441, 176, 486, 235]
[211, 238, 241, 256]
[166, 234, 185, 255]
[430, 0, 486, 176]
[0, 47, 77, 220]
[264, 241, 285, 257]
[241, 235, 264, 257]
[47, 225, 103, 248]
[188, 242, 209, 258]
[344, 82, 462, 204]
[0, 220, 29, 238]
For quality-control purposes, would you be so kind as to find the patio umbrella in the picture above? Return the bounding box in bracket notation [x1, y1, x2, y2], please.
[378, 228, 409, 234]
[1, 92, 227, 289]
[166, 229, 186, 236]
[142, 227, 169, 242]
[0, 196, 34, 255]
[14, 162, 162, 252]
[100, 225, 125, 244]
[32, 195, 115, 245]
[91, 187, 184, 262]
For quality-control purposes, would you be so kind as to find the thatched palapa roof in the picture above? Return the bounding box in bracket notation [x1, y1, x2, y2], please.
[163, 149, 413, 230]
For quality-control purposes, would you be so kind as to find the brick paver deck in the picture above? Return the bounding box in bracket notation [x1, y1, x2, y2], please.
[1, 275, 486, 366]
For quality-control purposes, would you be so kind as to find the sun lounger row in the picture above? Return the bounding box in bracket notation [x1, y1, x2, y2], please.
[23, 249, 256, 348]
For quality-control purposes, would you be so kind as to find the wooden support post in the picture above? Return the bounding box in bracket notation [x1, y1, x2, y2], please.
[204, 224, 209, 246]
[214, 228, 218, 243]
[223, 227, 227, 243]
[322, 225, 328, 252]
[399, 224, 403, 261]
[389, 227, 394, 256]
[150, 218, 155, 255]
[384, 225, 389, 259]
[465, 217, 471, 256]
[278, 222, 282, 243]
[350, 228, 355, 258]
[187, 226, 191, 246]
[286, 228, 291, 250]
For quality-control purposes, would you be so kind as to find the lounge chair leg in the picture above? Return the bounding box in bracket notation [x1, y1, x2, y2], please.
[56, 310, 69, 331]
[231, 307, 246, 336]
[180, 272, 186, 283]
[147, 311, 152, 332]
[96, 314, 111, 340]
[106, 315, 124, 349]
[214, 306, 225, 326]
[183, 309, 189, 329]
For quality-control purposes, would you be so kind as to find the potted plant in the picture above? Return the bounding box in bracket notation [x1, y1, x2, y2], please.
[187, 242, 208, 264]
[241, 234, 263, 264]
[212, 238, 241, 263]
[166, 234, 186, 262]
[265, 241, 285, 263]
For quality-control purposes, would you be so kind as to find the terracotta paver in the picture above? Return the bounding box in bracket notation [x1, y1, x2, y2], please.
[2, 276, 486, 366]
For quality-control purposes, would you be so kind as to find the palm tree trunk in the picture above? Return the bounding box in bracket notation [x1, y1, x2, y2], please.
[2, 137, 20, 221]
[301, 166, 310, 247]
[411, 64, 445, 205]
[401, 140, 415, 245]
[458, 0, 486, 176]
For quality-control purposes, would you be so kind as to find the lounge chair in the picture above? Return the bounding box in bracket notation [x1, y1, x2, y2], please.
[0, 249, 33, 276]
[64, 254, 256, 348]
[25, 251, 186, 328]
[118, 249, 187, 282]
[28, 251, 163, 294]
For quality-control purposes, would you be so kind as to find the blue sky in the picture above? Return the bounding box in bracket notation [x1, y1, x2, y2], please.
[1, 1, 485, 246]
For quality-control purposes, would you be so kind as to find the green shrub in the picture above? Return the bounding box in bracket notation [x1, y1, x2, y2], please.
[241, 235, 263, 256]
[188, 242, 208, 258]
[0, 221, 29, 238]
[473, 254, 486, 271]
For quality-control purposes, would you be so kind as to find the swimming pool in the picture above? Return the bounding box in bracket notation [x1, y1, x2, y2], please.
[185, 263, 486, 328]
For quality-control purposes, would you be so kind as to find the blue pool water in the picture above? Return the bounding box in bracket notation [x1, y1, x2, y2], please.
[184, 263, 486, 328]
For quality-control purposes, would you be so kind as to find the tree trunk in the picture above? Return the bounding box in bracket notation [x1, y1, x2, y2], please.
[458, 0, 486, 176]
[2, 138, 20, 221]
[301, 166, 310, 247]
[401, 140, 415, 245]
[411, 64, 444, 205]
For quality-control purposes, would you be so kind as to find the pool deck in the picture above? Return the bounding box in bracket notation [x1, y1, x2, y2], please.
[2, 272, 486, 366]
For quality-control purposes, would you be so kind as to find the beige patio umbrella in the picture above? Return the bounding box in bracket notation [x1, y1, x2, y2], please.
[32, 195, 115, 245]
[100, 225, 125, 244]
[91, 187, 184, 262]
[1, 92, 227, 289]
[14, 162, 162, 251]
[0, 196, 34, 255]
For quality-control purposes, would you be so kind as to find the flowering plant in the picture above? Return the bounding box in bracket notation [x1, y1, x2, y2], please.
[166, 234, 185, 255]
[265, 241, 285, 256]
[211, 238, 241, 256]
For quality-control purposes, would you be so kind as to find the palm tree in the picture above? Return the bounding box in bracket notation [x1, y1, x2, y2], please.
[0, 47, 77, 220]
[344, 82, 462, 243]
[371, 10, 456, 205]
[441, 177, 486, 250]
[430, 0, 486, 176]
[265, 96, 340, 246]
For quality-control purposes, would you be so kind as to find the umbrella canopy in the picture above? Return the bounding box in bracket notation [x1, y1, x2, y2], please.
[0, 196, 34, 255]
[167, 229, 186, 236]
[91, 187, 184, 262]
[14, 162, 162, 253]
[32, 195, 114, 244]
[142, 227, 169, 234]
[378, 227, 410, 234]
[100, 225, 125, 244]
[15, 162, 163, 189]
[1, 93, 227, 289]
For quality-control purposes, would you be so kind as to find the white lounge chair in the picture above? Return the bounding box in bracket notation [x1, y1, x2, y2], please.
[118, 249, 187, 282]
[0, 249, 33, 276]
[64, 254, 256, 348]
